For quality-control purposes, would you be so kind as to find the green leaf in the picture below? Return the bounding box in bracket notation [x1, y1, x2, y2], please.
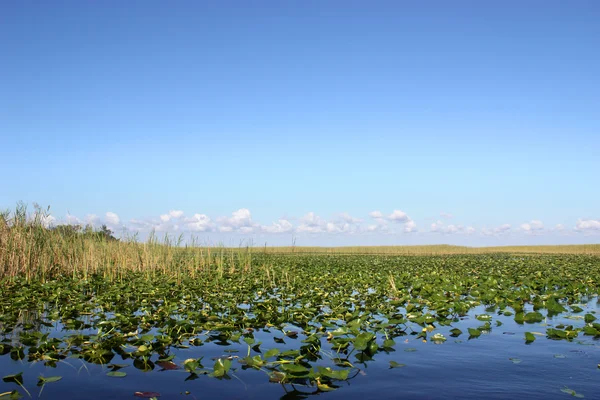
[584, 313, 596, 323]
[213, 358, 232, 378]
[524, 312, 544, 323]
[38, 376, 62, 384]
[468, 328, 481, 338]
[449, 328, 462, 337]
[0, 391, 22, 399]
[389, 361, 406, 368]
[316, 366, 350, 380]
[264, 348, 280, 358]
[353, 332, 375, 351]
[524, 332, 536, 342]
[561, 387, 584, 398]
[106, 371, 127, 378]
[2, 373, 23, 385]
[280, 363, 310, 374]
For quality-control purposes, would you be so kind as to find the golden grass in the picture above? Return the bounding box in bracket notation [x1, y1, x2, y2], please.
[260, 244, 600, 255]
[1, 204, 598, 281]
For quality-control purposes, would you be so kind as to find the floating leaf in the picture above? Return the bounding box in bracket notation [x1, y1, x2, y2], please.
[0, 391, 22, 399]
[353, 332, 375, 351]
[449, 328, 462, 337]
[561, 387, 584, 398]
[468, 328, 481, 338]
[134, 392, 161, 398]
[37, 376, 62, 386]
[584, 314, 596, 323]
[264, 348, 280, 358]
[280, 363, 309, 374]
[389, 361, 406, 368]
[107, 371, 127, 378]
[317, 382, 337, 392]
[2, 374, 23, 385]
[525, 332, 536, 342]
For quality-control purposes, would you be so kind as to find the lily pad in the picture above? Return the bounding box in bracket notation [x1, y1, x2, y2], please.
[389, 361, 406, 368]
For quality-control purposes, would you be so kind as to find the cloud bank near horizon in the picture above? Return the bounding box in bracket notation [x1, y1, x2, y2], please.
[29, 208, 600, 242]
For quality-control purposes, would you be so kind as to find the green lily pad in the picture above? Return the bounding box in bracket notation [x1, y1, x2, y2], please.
[107, 371, 127, 378]
[389, 361, 406, 368]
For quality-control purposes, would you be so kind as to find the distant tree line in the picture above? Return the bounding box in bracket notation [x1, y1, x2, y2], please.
[50, 224, 119, 242]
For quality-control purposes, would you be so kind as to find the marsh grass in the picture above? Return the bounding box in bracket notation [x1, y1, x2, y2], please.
[0, 204, 254, 282]
[260, 244, 600, 255]
[1, 204, 598, 282]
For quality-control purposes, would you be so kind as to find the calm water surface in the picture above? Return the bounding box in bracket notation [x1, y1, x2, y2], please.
[1, 301, 599, 399]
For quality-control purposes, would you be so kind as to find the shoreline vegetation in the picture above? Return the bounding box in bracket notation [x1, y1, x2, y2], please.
[1, 204, 598, 282]
[1, 205, 600, 398]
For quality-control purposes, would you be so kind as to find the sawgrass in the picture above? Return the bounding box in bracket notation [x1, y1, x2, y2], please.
[1, 204, 598, 282]
[260, 244, 600, 255]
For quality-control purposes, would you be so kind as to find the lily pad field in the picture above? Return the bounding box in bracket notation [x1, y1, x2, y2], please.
[1, 217, 600, 399]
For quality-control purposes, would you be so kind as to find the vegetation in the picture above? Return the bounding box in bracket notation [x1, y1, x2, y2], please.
[1, 205, 599, 398]
[1, 205, 598, 283]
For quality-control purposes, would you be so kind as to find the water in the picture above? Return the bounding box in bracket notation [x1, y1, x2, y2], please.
[1, 303, 599, 399]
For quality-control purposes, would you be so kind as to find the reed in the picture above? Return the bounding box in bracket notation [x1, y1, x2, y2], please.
[1, 205, 598, 282]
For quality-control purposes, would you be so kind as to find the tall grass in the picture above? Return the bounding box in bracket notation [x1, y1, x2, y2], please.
[0, 204, 252, 282]
[1, 204, 598, 282]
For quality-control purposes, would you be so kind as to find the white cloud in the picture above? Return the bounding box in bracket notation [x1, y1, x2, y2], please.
[339, 212, 362, 224]
[184, 213, 214, 232]
[129, 218, 151, 232]
[430, 221, 467, 235]
[160, 210, 185, 222]
[520, 220, 544, 233]
[440, 212, 454, 219]
[169, 210, 184, 219]
[366, 223, 389, 233]
[445, 224, 459, 234]
[217, 208, 256, 233]
[575, 219, 600, 232]
[297, 212, 325, 233]
[105, 212, 120, 226]
[239, 226, 254, 234]
[40, 214, 56, 228]
[496, 224, 511, 233]
[482, 224, 512, 236]
[388, 210, 409, 223]
[369, 210, 384, 219]
[430, 220, 444, 232]
[65, 214, 81, 225]
[403, 220, 417, 233]
[85, 214, 100, 225]
[41, 208, 594, 243]
[262, 219, 293, 234]
[296, 212, 362, 234]
[369, 209, 415, 233]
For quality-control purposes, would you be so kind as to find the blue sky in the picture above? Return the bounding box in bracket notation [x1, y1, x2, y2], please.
[1, 1, 599, 246]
